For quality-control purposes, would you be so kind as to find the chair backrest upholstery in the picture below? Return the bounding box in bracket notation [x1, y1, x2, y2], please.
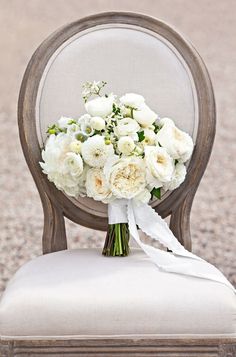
[18, 12, 215, 254]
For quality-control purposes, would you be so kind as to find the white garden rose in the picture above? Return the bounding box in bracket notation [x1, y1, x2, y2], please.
[143, 128, 156, 145]
[164, 162, 187, 191]
[104, 157, 146, 199]
[86, 168, 113, 203]
[117, 136, 135, 155]
[114, 118, 140, 138]
[85, 95, 114, 117]
[81, 135, 114, 168]
[90, 116, 106, 131]
[156, 118, 194, 162]
[119, 93, 145, 108]
[133, 104, 157, 127]
[145, 146, 174, 184]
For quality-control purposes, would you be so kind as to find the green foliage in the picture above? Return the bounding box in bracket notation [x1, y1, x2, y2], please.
[112, 103, 121, 116]
[151, 187, 161, 199]
[138, 130, 145, 142]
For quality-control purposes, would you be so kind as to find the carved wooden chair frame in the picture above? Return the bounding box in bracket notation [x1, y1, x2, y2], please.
[1, 12, 235, 357]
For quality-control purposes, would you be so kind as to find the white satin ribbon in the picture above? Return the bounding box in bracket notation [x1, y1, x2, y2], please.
[108, 199, 235, 292]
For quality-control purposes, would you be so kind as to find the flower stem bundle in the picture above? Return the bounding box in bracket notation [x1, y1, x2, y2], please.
[102, 223, 130, 256]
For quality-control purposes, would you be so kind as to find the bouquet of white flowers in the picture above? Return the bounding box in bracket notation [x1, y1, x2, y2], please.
[40, 81, 193, 257]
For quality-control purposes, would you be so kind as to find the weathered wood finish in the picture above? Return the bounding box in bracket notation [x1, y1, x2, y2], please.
[18, 11, 215, 252]
[2, 11, 233, 357]
[1, 337, 236, 356]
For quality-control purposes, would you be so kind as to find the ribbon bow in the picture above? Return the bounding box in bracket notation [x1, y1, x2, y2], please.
[108, 199, 235, 292]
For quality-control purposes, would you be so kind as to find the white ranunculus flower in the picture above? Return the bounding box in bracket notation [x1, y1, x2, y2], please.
[86, 168, 113, 203]
[117, 136, 135, 155]
[143, 128, 156, 145]
[119, 93, 145, 108]
[114, 118, 140, 138]
[104, 156, 146, 199]
[133, 104, 157, 127]
[164, 162, 187, 191]
[90, 116, 106, 131]
[156, 117, 194, 162]
[63, 152, 83, 177]
[145, 146, 174, 184]
[81, 135, 114, 168]
[40, 134, 85, 198]
[85, 95, 114, 117]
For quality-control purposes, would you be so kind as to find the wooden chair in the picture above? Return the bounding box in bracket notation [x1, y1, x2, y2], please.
[0, 12, 235, 356]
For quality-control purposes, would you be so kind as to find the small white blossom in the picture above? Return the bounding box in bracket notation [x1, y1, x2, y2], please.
[90, 116, 106, 131]
[69, 141, 82, 154]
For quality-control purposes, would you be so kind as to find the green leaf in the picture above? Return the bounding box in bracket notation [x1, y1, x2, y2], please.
[153, 123, 161, 134]
[138, 130, 145, 142]
[151, 187, 161, 200]
[112, 103, 121, 115]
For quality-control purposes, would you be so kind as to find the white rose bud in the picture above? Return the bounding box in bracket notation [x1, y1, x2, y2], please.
[90, 116, 106, 131]
[117, 136, 135, 155]
[85, 95, 114, 117]
[120, 93, 145, 108]
[70, 140, 82, 154]
[133, 104, 157, 127]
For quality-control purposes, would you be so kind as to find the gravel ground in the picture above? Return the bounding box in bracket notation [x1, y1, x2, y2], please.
[0, 0, 235, 295]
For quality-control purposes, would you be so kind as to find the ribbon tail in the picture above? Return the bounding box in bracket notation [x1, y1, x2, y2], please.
[128, 201, 235, 293]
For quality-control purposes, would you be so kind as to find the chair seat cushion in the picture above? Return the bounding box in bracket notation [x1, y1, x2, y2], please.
[0, 248, 235, 339]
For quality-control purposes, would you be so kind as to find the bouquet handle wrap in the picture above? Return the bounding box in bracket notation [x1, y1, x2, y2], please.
[108, 199, 235, 293]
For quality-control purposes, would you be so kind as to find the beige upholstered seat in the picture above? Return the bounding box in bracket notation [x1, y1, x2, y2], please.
[0, 249, 235, 339]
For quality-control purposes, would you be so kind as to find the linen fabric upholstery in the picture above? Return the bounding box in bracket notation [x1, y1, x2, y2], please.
[0, 249, 235, 339]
